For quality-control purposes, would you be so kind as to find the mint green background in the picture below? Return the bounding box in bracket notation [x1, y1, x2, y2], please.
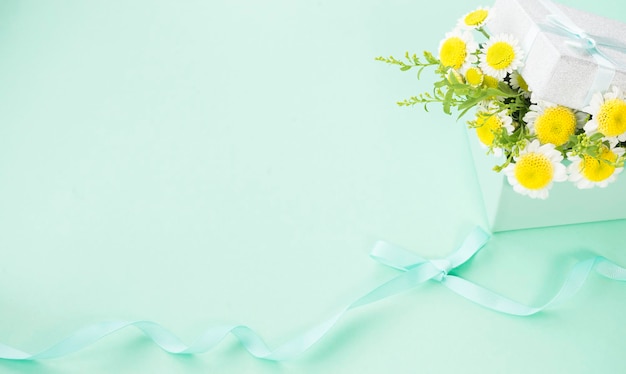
[1, 0, 626, 373]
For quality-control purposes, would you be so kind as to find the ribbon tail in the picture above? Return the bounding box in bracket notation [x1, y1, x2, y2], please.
[441, 275, 541, 316]
[0, 343, 32, 360]
[249, 263, 442, 360]
[17, 321, 139, 360]
[442, 256, 626, 316]
[440, 258, 593, 316]
[594, 36, 626, 54]
[0, 264, 441, 362]
[594, 257, 626, 280]
[260, 312, 343, 360]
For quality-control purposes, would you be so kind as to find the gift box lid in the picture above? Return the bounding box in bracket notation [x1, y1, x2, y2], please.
[488, 0, 626, 111]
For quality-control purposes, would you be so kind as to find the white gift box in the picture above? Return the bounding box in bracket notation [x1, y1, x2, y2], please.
[488, 0, 626, 111]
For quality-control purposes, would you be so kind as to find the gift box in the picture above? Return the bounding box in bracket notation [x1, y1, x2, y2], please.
[468, 127, 626, 232]
[488, 0, 626, 110]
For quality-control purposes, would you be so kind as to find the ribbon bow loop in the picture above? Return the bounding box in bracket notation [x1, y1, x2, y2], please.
[545, 14, 598, 51]
[369, 227, 491, 283]
[429, 258, 453, 281]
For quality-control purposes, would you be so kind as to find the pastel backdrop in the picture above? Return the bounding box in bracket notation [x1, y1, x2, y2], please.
[1, 0, 626, 373]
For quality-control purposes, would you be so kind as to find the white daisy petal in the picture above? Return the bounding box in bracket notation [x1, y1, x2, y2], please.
[509, 71, 531, 98]
[457, 7, 493, 30]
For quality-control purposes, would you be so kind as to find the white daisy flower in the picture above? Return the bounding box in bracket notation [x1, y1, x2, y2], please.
[473, 105, 514, 156]
[479, 33, 524, 80]
[502, 140, 567, 199]
[438, 30, 479, 73]
[509, 71, 531, 98]
[568, 146, 625, 189]
[583, 86, 626, 142]
[457, 7, 493, 30]
[523, 97, 586, 146]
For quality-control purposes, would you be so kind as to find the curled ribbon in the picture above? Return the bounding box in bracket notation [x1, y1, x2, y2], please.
[1, 227, 626, 361]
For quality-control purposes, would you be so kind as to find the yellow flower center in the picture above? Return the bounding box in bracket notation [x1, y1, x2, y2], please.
[440, 37, 467, 70]
[465, 67, 484, 87]
[483, 75, 499, 88]
[475, 113, 503, 146]
[597, 98, 626, 137]
[580, 148, 617, 182]
[464, 9, 489, 26]
[533, 106, 577, 146]
[514, 152, 554, 190]
[486, 41, 516, 70]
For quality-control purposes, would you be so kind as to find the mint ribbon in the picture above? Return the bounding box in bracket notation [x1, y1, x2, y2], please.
[375, 233, 626, 315]
[543, 13, 626, 55]
[1, 227, 626, 361]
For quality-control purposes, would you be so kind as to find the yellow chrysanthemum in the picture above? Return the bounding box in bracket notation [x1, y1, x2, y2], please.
[479, 34, 524, 80]
[438, 31, 478, 73]
[581, 150, 617, 182]
[597, 99, 626, 136]
[524, 99, 584, 146]
[584, 86, 626, 142]
[568, 146, 625, 188]
[503, 140, 567, 199]
[515, 153, 554, 190]
[473, 107, 514, 156]
[475, 114, 502, 146]
[533, 107, 576, 145]
[465, 67, 484, 87]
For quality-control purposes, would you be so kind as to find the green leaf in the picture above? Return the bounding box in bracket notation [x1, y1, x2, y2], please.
[433, 79, 448, 88]
[424, 51, 439, 64]
[497, 82, 518, 96]
[458, 97, 480, 110]
[457, 106, 475, 120]
[417, 67, 425, 79]
[442, 89, 454, 115]
[590, 133, 605, 142]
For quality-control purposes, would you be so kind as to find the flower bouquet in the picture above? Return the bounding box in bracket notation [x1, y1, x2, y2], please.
[376, 4, 626, 200]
